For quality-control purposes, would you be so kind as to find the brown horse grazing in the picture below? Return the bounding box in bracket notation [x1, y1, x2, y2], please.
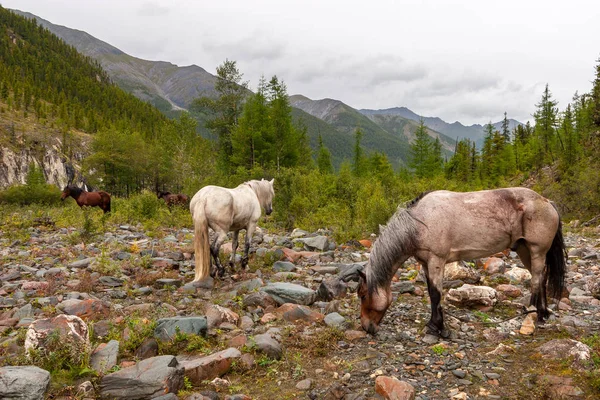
[158, 191, 189, 208]
[358, 188, 566, 337]
[61, 186, 111, 213]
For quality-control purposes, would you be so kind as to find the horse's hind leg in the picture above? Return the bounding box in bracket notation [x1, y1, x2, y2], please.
[211, 230, 228, 278]
[518, 242, 550, 321]
[242, 222, 256, 270]
[230, 230, 240, 270]
[423, 257, 450, 338]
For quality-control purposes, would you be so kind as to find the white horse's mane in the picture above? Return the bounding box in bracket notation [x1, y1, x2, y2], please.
[243, 179, 273, 206]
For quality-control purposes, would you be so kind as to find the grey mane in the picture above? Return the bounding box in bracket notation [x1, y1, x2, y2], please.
[406, 191, 432, 208]
[367, 206, 419, 295]
[243, 179, 271, 202]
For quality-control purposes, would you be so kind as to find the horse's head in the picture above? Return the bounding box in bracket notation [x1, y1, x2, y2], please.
[358, 269, 392, 335]
[61, 186, 70, 201]
[261, 179, 274, 215]
[158, 191, 170, 199]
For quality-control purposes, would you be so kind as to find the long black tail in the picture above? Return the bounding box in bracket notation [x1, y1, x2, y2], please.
[546, 204, 567, 300]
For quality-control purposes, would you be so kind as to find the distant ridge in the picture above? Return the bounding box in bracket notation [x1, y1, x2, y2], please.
[360, 107, 523, 146]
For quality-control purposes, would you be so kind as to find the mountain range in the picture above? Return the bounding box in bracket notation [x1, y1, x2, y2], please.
[12, 9, 523, 166]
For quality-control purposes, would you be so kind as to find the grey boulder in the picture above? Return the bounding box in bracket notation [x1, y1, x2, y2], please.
[99, 355, 184, 399]
[0, 366, 50, 400]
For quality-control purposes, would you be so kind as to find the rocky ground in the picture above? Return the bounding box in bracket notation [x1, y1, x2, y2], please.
[1, 217, 599, 400]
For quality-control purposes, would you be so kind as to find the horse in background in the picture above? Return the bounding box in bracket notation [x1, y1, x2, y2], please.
[61, 186, 111, 214]
[190, 179, 275, 281]
[158, 191, 189, 208]
[358, 187, 566, 337]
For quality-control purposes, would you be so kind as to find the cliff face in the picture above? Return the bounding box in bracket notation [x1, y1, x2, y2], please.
[0, 142, 85, 189]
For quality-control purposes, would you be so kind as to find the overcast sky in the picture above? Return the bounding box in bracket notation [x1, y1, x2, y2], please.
[3, 0, 599, 124]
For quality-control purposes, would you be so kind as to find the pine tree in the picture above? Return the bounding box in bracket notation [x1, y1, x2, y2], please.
[559, 103, 577, 168]
[533, 84, 559, 164]
[409, 119, 433, 178]
[316, 134, 333, 174]
[352, 129, 365, 177]
[193, 59, 248, 173]
[501, 112, 510, 142]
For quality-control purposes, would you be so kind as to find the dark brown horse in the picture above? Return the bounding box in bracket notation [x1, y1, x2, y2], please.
[61, 186, 111, 213]
[158, 191, 189, 208]
[358, 188, 566, 337]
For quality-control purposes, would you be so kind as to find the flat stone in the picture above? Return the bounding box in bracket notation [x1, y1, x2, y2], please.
[99, 355, 184, 399]
[276, 303, 324, 324]
[206, 305, 239, 329]
[445, 261, 481, 283]
[316, 278, 347, 301]
[299, 236, 329, 251]
[154, 317, 207, 342]
[177, 348, 241, 384]
[345, 330, 367, 341]
[155, 278, 182, 289]
[452, 369, 467, 378]
[446, 284, 497, 307]
[375, 376, 415, 400]
[310, 265, 339, 275]
[69, 257, 95, 268]
[0, 366, 50, 400]
[273, 261, 296, 272]
[58, 298, 111, 320]
[91, 340, 119, 374]
[261, 282, 316, 305]
[324, 312, 350, 329]
[99, 276, 124, 287]
[253, 333, 282, 360]
[296, 378, 312, 390]
[242, 292, 277, 309]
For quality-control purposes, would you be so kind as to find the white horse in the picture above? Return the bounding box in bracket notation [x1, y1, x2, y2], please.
[190, 179, 275, 281]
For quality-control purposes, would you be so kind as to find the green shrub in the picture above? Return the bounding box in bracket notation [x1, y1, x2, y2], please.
[0, 164, 62, 205]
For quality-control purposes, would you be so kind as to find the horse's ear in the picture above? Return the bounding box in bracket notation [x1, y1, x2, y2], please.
[358, 269, 366, 281]
[270, 178, 275, 185]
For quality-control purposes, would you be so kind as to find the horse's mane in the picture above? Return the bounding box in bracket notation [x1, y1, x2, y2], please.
[66, 185, 84, 197]
[367, 208, 418, 295]
[406, 191, 433, 208]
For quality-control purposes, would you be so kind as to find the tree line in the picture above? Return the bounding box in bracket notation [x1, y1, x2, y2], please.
[2, 6, 600, 237]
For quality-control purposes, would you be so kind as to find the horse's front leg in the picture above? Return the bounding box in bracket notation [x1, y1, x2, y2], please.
[230, 230, 240, 271]
[423, 257, 450, 338]
[242, 223, 256, 270]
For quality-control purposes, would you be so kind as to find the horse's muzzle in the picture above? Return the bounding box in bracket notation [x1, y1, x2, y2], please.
[363, 321, 379, 335]
[266, 208, 272, 216]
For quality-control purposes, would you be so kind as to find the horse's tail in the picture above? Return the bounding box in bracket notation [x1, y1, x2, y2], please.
[100, 192, 111, 213]
[192, 198, 211, 282]
[546, 202, 567, 300]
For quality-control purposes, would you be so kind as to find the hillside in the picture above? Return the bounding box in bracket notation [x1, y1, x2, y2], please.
[360, 107, 523, 146]
[290, 95, 412, 167]
[362, 113, 455, 155]
[11, 10, 218, 115]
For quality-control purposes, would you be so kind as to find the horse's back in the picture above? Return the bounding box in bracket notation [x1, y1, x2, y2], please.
[411, 187, 558, 259]
[190, 184, 260, 230]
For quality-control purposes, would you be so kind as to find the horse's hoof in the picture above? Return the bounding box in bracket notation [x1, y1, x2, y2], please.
[440, 328, 452, 339]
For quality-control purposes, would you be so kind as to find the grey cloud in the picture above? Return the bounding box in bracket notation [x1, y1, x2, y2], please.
[202, 33, 286, 62]
[137, 1, 170, 17]
[287, 53, 427, 87]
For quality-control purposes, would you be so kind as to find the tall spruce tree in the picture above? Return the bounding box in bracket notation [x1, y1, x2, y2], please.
[193, 59, 248, 173]
[352, 129, 365, 177]
[533, 84, 559, 165]
[409, 119, 434, 178]
[316, 134, 333, 174]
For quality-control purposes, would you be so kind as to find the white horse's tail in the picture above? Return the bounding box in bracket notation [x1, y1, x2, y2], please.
[192, 198, 211, 282]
